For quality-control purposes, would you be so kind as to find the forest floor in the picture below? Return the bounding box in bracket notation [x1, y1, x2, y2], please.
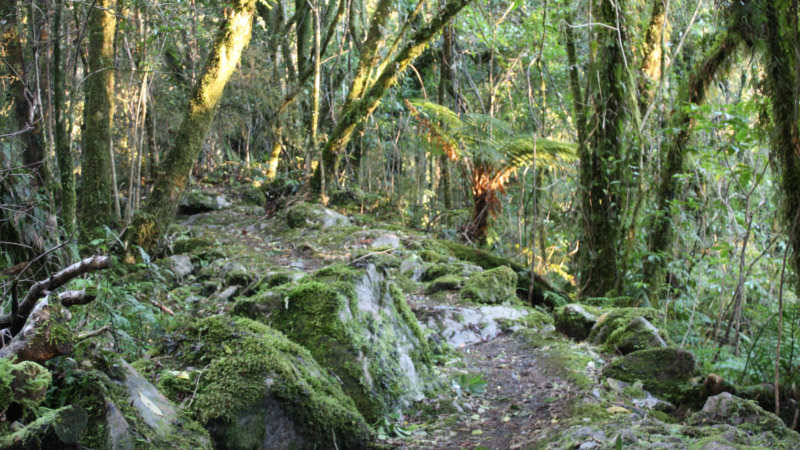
[381, 333, 582, 449]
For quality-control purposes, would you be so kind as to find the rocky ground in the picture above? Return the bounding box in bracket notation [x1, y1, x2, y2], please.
[4, 187, 800, 449]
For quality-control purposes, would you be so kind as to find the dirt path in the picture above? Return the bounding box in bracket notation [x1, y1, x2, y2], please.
[382, 332, 582, 449]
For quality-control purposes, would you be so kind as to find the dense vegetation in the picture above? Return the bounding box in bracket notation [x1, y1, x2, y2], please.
[2, 0, 800, 447]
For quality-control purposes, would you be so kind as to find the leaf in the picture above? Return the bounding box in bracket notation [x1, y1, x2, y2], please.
[139, 392, 163, 416]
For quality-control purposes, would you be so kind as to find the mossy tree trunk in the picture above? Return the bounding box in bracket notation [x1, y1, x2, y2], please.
[763, 0, 800, 293]
[79, 0, 117, 235]
[577, 0, 628, 297]
[129, 0, 257, 250]
[4, 0, 47, 186]
[637, 0, 667, 114]
[53, 0, 76, 239]
[438, 19, 457, 211]
[311, 0, 471, 195]
[643, 31, 741, 296]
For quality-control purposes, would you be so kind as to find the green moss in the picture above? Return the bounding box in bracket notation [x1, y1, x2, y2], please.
[0, 359, 52, 413]
[426, 274, 462, 294]
[166, 315, 371, 448]
[172, 237, 213, 254]
[389, 283, 431, 361]
[588, 307, 663, 345]
[461, 266, 518, 305]
[603, 348, 700, 406]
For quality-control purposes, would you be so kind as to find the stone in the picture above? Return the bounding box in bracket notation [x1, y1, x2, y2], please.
[0, 405, 87, 449]
[421, 304, 530, 348]
[689, 392, 792, 436]
[167, 255, 193, 278]
[117, 360, 180, 439]
[607, 316, 668, 354]
[105, 400, 135, 450]
[461, 266, 518, 305]
[179, 190, 230, 215]
[286, 202, 350, 230]
[602, 348, 698, 404]
[555, 304, 600, 340]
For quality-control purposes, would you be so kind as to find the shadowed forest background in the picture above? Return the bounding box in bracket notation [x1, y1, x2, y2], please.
[3, 0, 800, 447]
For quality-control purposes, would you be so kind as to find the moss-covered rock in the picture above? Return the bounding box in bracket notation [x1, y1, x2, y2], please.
[246, 263, 437, 422]
[688, 392, 796, 438]
[554, 303, 602, 340]
[0, 405, 87, 449]
[461, 266, 518, 305]
[172, 237, 213, 254]
[589, 307, 668, 353]
[160, 315, 371, 449]
[179, 190, 231, 215]
[425, 275, 463, 294]
[603, 347, 699, 405]
[0, 359, 52, 413]
[286, 201, 350, 230]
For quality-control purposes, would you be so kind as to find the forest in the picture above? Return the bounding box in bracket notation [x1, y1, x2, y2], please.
[2, 0, 800, 448]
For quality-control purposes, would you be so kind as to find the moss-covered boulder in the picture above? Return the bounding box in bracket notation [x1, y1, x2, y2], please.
[0, 405, 87, 449]
[238, 264, 436, 422]
[159, 315, 371, 449]
[688, 392, 796, 438]
[589, 307, 668, 353]
[179, 190, 231, 215]
[426, 274, 463, 294]
[420, 262, 481, 282]
[286, 202, 350, 230]
[0, 359, 52, 413]
[554, 304, 601, 340]
[603, 347, 699, 405]
[461, 266, 518, 305]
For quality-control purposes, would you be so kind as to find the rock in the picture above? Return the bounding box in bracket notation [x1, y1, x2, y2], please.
[589, 307, 668, 353]
[555, 304, 600, 340]
[160, 315, 372, 449]
[172, 237, 213, 254]
[179, 190, 230, 215]
[420, 262, 482, 282]
[426, 275, 462, 293]
[1, 359, 52, 411]
[370, 233, 401, 249]
[400, 254, 425, 281]
[0, 405, 87, 449]
[603, 348, 698, 405]
[167, 255, 193, 278]
[286, 202, 350, 230]
[240, 264, 437, 422]
[421, 304, 530, 348]
[117, 360, 181, 439]
[461, 266, 518, 305]
[104, 400, 135, 450]
[214, 285, 240, 302]
[689, 392, 793, 436]
[606, 316, 668, 354]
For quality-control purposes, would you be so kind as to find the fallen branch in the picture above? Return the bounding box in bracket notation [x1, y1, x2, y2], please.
[77, 325, 111, 341]
[59, 289, 97, 307]
[0, 298, 74, 363]
[0, 255, 110, 329]
[150, 299, 175, 316]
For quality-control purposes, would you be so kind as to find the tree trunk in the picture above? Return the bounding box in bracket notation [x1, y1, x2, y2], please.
[577, 0, 628, 297]
[312, 0, 471, 195]
[637, 0, 667, 113]
[763, 0, 800, 294]
[53, 0, 76, 238]
[643, 31, 741, 296]
[128, 0, 257, 250]
[4, 0, 47, 186]
[80, 0, 117, 235]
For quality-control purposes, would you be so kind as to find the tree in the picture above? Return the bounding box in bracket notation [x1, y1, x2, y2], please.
[311, 0, 472, 196]
[128, 0, 258, 250]
[79, 0, 117, 234]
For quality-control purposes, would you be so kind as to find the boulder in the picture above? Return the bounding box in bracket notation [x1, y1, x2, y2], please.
[420, 304, 531, 348]
[689, 392, 799, 439]
[0, 405, 87, 449]
[555, 304, 600, 340]
[179, 190, 230, 215]
[236, 263, 436, 422]
[589, 307, 668, 353]
[602, 347, 698, 405]
[167, 255, 193, 279]
[286, 202, 350, 230]
[461, 266, 518, 305]
[159, 315, 372, 449]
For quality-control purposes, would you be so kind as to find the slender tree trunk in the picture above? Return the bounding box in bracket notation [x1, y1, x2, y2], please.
[643, 31, 741, 295]
[128, 0, 257, 250]
[577, 0, 628, 297]
[5, 0, 47, 185]
[312, 0, 471, 195]
[764, 0, 800, 294]
[637, 0, 667, 113]
[438, 19, 456, 211]
[53, 0, 76, 238]
[80, 0, 117, 235]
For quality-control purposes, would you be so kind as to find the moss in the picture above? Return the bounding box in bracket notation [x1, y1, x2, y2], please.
[521, 307, 555, 328]
[603, 348, 700, 406]
[0, 405, 87, 449]
[0, 359, 52, 414]
[461, 266, 518, 305]
[588, 307, 663, 345]
[172, 237, 213, 254]
[554, 303, 603, 340]
[388, 283, 431, 361]
[165, 315, 371, 448]
[426, 274, 462, 294]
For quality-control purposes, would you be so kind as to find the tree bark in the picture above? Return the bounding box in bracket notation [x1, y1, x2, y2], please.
[80, 0, 117, 234]
[53, 0, 76, 238]
[763, 0, 800, 293]
[577, 0, 628, 297]
[129, 0, 257, 249]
